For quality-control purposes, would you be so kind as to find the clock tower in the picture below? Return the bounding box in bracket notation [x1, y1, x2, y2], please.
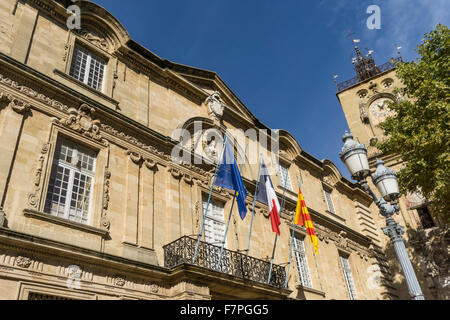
[336, 45, 447, 300]
[336, 45, 402, 164]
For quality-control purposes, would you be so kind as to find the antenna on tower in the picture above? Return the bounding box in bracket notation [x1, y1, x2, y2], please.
[333, 75, 339, 90]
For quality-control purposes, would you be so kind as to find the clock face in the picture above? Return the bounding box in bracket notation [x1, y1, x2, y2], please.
[370, 98, 392, 118]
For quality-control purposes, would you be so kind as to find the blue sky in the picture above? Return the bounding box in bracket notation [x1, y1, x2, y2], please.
[94, 0, 449, 179]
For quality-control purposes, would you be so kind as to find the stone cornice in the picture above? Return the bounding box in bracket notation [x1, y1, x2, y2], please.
[23, 209, 110, 237]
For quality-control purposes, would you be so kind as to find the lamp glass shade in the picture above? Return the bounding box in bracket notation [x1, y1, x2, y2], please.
[375, 177, 400, 201]
[372, 159, 400, 201]
[339, 132, 370, 180]
[343, 152, 370, 179]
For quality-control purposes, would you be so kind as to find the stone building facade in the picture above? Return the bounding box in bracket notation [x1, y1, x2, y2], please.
[336, 47, 449, 300]
[0, 0, 408, 300]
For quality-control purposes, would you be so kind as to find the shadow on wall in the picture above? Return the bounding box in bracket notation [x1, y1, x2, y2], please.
[382, 225, 450, 300]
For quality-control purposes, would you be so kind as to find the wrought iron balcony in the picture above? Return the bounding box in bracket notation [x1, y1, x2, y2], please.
[337, 57, 402, 93]
[163, 236, 286, 289]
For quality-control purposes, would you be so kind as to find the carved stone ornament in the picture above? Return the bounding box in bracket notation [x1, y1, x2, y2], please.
[0, 93, 30, 114]
[183, 173, 193, 185]
[77, 29, 110, 51]
[58, 104, 103, 142]
[115, 277, 126, 287]
[202, 128, 222, 163]
[127, 150, 143, 165]
[194, 201, 201, 233]
[359, 102, 369, 123]
[205, 91, 225, 125]
[8, 97, 31, 114]
[100, 216, 111, 231]
[0, 74, 69, 112]
[28, 143, 50, 209]
[168, 167, 182, 180]
[101, 123, 169, 161]
[103, 169, 111, 210]
[144, 158, 158, 171]
[150, 283, 159, 293]
[0, 209, 5, 228]
[16, 256, 32, 269]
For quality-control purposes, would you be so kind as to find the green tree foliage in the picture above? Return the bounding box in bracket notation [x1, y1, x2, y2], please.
[377, 24, 450, 222]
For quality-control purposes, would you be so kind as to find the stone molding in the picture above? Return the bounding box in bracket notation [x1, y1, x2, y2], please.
[0, 73, 69, 113]
[28, 143, 51, 210]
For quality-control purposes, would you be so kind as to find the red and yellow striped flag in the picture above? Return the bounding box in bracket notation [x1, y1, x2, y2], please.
[295, 186, 319, 255]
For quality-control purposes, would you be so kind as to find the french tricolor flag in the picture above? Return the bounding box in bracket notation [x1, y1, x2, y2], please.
[256, 160, 281, 235]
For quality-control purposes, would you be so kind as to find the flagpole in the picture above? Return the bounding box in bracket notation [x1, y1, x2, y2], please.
[267, 167, 289, 284]
[216, 142, 248, 270]
[284, 177, 303, 288]
[192, 136, 227, 264]
[244, 155, 263, 265]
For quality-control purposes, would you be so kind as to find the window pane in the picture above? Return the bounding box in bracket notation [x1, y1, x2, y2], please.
[324, 190, 336, 214]
[45, 165, 71, 218]
[340, 256, 358, 300]
[69, 174, 92, 224]
[70, 46, 106, 92]
[278, 164, 293, 191]
[294, 237, 313, 288]
[69, 47, 88, 83]
[45, 139, 96, 225]
[202, 196, 226, 247]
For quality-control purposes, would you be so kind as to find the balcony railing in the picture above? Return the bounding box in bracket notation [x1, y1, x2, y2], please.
[163, 236, 286, 289]
[337, 57, 402, 92]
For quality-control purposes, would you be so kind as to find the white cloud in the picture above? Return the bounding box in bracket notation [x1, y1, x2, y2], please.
[372, 0, 450, 60]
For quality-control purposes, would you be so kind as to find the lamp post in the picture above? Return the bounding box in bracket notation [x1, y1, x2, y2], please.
[339, 132, 424, 300]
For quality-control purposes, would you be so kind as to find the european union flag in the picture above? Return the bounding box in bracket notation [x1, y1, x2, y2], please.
[215, 139, 248, 219]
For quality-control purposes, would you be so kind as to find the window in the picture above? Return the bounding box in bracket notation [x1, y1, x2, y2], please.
[202, 196, 226, 247]
[323, 189, 336, 214]
[294, 236, 313, 288]
[417, 206, 435, 229]
[340, 255, 358, 300]
[278, 163, 293, 191]
[44, 139, 97, 225]
[69, 46, 106, 91]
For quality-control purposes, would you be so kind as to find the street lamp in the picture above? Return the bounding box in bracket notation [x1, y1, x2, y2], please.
[339, 131, 424, 300]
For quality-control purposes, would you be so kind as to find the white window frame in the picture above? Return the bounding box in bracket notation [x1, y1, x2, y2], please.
[323, 189, 336, 214]
[340, 255, 358, 300]
[294, 236, 313, 288]
[278, 163, 293, 191]
[45, 139, 97, 225]
[202, 196, 226, 248]
[69, 45, 106, 92]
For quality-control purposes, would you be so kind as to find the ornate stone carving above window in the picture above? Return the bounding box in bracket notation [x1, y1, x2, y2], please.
[55, 104, 105, 144]
[16, 256, 32, 269]
[77, 29, 111, 52]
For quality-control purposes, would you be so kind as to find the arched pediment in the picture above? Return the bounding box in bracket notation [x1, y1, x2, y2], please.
[322, 159, 343, 187]
[278, 130, 303, 161]
[74, 1, 131, 52]
[176, 117, 248, 168]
